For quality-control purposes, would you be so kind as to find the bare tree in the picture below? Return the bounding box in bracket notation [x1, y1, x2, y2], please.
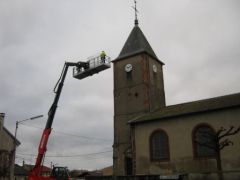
[195, 126, 240, 180]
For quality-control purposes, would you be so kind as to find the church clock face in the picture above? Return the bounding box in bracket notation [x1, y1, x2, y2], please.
[125, 64, 133, 72]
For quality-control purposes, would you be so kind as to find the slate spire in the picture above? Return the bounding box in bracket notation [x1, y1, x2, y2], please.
[115, 0, 163, 63]
[116, 19, 163, 64]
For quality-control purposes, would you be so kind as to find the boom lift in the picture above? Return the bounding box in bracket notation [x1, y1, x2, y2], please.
[73, 55, 111, 79]
[28, 56, 111, 180]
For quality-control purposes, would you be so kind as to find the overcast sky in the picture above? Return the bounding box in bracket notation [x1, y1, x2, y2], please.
[1, 0, 240, 171]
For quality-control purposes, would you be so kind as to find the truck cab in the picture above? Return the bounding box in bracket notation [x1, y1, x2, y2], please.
[50, 166, 70, 180]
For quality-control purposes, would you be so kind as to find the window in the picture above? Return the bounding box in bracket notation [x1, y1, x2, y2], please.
[125, 157, 133, 175]
[193, 124, 216, 158]
[126, 71, 132, 80]
[150, 130, 169, 161]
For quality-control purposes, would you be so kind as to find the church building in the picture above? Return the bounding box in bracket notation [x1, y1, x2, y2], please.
[112, 18, 240, 180]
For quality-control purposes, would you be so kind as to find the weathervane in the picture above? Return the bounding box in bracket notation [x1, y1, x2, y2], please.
[132, 0, 139, 25]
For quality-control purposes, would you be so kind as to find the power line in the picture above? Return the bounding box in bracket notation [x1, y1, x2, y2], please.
[20, 123, 112, 142]
[17, 150, 112, 158]
[16, 155, 53, 166]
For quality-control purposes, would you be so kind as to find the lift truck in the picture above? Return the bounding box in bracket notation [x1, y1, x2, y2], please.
[28, 56, 111, 180]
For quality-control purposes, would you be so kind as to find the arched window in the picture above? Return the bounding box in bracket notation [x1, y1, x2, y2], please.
[150, 129, 169, 161]
[193, 124, 216, 158]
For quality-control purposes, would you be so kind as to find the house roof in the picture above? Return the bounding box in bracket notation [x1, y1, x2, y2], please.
[114, 24, 164, 64]
[23, 164, 52, 172]
[14, 164, 28, 176]
[129, 92, 240, 124]
[101, 165, 113, 175]
[40, 166, 52, 172]
[3, 126, 21, 146]
[70, 169, 89, 177]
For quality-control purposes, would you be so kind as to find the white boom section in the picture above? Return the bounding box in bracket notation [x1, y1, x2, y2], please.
[73, 55, 111, 80]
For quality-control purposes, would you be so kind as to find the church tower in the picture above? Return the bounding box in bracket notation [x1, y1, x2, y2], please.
[113, 16, 166, 175]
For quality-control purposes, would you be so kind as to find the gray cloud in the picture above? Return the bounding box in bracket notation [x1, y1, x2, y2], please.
[1, 0, 240, 170]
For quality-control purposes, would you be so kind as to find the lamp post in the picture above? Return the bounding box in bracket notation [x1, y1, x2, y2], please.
[14, 115, 44, 143]
[12, 115, 43, 180]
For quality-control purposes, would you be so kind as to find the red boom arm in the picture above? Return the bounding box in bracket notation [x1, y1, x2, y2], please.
[29, 62, 81, 179]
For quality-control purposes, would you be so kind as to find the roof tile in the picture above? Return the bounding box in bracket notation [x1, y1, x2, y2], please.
[129, 93, 240, 124]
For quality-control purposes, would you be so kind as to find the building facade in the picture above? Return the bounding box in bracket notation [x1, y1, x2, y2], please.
[113, 21, 240, 180]
[130, 94, 240, 179]
[0, 113, 20, 180]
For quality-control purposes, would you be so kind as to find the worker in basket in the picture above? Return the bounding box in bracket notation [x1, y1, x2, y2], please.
[100, 50, 106, 63]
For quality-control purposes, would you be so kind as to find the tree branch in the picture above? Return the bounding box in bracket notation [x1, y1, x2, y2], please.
[219, 139, 233, 150]
[195, 126, 240, 152]
[219, 126, 240, 139]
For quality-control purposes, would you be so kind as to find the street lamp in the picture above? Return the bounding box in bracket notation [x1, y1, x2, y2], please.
[14, 115, 44, 144]
[13, 115, 44, 174]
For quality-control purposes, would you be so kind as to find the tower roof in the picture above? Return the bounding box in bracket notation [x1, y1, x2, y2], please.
[115, 24, 164, 64]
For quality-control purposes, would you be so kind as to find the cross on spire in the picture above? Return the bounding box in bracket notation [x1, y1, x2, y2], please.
[132, 0, 139, 25]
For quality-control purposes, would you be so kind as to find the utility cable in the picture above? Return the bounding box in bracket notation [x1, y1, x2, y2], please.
[20, 123, 112, 142]
[17, 150, 112, 158]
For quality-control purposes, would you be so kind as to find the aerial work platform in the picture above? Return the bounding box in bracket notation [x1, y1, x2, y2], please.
[73, 55, 111, 80]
